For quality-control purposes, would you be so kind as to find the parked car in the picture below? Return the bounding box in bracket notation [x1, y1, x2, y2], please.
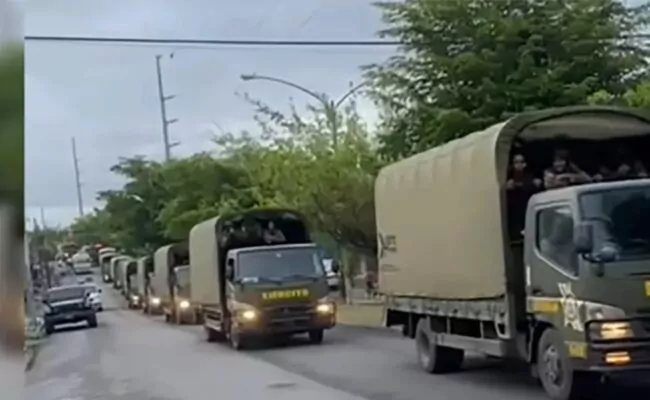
[42, 285, 98, 334]
[82, 283, 103, 311]
[322, 258, 341, 291]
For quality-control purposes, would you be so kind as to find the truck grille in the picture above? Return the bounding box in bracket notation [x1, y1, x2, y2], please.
[266, 304, 313, 320]
[52, 303, 82, 314]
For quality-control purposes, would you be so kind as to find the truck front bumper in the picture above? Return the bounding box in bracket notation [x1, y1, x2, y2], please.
[234, 307, 336, 335]
[45, 310, 95, 326]
[582, 318, 650, 373]
[583, 341, 650, 373]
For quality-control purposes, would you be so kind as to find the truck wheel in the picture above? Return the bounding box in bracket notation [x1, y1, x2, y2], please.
[164, 312, 171, 323]
[537, 328, 587, 400]
[308, 329, 324, 344]
[415, 319, 464, 374]
[87, 315, 98, 328]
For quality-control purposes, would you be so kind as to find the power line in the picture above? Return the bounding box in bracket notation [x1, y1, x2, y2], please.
[23, 34, 650, 48]
[24, 35, 401, 46]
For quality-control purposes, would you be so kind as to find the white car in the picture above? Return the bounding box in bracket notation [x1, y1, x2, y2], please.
[322, 259, 341, 291]
[82, 284, 103, 311]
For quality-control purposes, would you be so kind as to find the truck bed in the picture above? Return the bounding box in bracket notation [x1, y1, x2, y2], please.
[386, 295, 508, 323]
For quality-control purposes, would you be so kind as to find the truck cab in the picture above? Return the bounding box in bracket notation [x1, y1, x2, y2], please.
[525, 179, 650, 374]
[193, 208, 338, 350]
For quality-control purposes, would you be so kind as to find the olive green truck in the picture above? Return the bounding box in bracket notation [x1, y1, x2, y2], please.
[151, 242, 200, 323]
[190, 208, 338, 350]
[376, 106, 650, 400]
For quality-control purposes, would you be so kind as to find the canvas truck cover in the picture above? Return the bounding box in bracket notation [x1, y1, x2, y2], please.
[375, 106, 650, 300]
[117, 257, 135, 289]
[189, 216, 221, 306]
[152, 245, 174, 302]
[135, 256, 149, 295]
[110, 255, 129, 281]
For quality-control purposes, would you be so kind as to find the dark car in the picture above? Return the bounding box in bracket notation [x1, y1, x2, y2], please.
[43, 285, 98, 334]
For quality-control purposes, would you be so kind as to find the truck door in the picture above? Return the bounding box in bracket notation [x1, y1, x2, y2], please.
[526, 203, 588, 335]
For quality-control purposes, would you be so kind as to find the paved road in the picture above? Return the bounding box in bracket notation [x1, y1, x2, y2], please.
[25, 281, 367, 400]
[27, 276, 649, 400]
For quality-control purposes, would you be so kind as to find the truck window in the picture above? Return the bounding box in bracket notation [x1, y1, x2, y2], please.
[536, 206, 578, 276]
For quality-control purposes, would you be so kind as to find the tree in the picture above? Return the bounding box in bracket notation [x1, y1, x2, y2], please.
[90, 157, 170, 254]
[218, 96, 382, 258]
[156, 154, 257, 240]
[588, 79, 650, 109]
[365, 0, 650, 160]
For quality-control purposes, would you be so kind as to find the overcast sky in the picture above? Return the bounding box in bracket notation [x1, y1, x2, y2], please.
[25, 0, 395, 229]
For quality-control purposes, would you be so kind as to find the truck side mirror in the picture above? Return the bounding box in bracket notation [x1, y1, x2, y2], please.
[574, 222, 593, 254]
[331, 260, 340, 274]
[225, 259, 235, 281]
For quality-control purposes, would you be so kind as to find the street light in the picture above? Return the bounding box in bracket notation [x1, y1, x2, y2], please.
[240, 73, 368, 148]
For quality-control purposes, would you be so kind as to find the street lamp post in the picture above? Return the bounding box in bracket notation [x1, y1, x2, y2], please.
[240, 73, 367, 148]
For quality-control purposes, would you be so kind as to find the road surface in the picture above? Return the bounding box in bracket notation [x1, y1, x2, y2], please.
[27, 276, 649, 400]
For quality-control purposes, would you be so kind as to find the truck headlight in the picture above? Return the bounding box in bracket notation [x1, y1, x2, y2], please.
[179, 300, 190, 309]
[150, 297, 161, 306]
[131, 295, 140, 302]
[591, 321, 633, 340]
[240, 309, 257, 321]
[316, 302, 335, 314]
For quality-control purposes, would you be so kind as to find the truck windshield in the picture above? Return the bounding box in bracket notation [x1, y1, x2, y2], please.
[236, 248, 325, 281]
[47, 287, 86, 302]
[579, 185, 650, 259]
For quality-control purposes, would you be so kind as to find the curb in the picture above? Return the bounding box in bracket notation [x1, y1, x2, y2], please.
[25, 339, 43, 372]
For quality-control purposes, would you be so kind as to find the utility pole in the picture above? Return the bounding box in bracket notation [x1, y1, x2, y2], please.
[39, 207, 46, 229]
[155, 53, 179, 161]
[71, 137, 84, 217]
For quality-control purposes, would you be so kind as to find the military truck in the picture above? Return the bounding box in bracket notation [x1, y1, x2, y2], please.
[99, 248, 116, 283]
[190, 208, 338, 350]
[135, 256, 155, 313]
[152, 242, 198, 323]
[375, 106, 650, 400]
[111, 256, 132, 291]
[120, 258, 139, 307]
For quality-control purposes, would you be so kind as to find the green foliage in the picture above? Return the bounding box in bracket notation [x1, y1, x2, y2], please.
[365, 0, 650, 160]
[218, 96, 382, 254]
[588, 79, 650, 109]
[0, 46, 24, 230]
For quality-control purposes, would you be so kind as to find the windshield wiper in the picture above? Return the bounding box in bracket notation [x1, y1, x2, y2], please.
[283, 274, 321, 281]
[237, 276, 283, 285]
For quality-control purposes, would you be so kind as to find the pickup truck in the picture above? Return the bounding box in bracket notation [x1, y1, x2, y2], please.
[43, 285, 98, 334]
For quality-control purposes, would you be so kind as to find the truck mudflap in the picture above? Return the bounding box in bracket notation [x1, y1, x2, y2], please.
[580, 318, 650, 372]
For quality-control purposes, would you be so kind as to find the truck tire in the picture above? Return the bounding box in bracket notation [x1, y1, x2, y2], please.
[87, 315, 98, 328]
[44, 322, 55, 335]
[308, 329, 324, 344]
[415, 319, 464, 374]
[537, 328, 590, 400]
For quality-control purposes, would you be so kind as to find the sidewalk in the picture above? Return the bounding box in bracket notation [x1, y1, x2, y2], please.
[336, 299, 384, 328]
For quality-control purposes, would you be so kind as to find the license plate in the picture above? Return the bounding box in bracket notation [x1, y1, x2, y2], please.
[645, 281, 650, 297]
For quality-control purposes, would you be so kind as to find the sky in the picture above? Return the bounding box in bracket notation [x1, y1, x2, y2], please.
[24, 0, 396, 229]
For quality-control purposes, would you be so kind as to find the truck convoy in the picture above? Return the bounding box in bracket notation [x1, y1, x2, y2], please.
[152, 242, 198, 323]
[189, 208, 338, 349]
[375, 106, 650, 400]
